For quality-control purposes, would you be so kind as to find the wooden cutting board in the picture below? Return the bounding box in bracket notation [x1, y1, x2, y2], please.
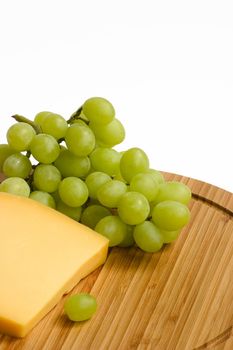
[0, 172, 232, 350]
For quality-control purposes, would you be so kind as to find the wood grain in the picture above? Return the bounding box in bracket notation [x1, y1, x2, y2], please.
[0, 172, 232, 350]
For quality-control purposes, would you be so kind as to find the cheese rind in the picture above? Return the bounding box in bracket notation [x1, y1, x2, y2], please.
[0, 192, 109, 337]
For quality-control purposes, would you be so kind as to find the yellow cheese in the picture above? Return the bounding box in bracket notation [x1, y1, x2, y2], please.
[0, 192, 109, 337]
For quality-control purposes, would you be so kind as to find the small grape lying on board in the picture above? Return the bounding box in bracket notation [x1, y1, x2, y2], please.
[64, 293, 97, 322]
[0, 97, 191, 253]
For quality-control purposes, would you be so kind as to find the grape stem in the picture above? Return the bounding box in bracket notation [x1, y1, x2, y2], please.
[26, 151, 31, 158]
[67, 106, 90, 125]
[11, 115, 41, 134]
[27, 164, 38, 190]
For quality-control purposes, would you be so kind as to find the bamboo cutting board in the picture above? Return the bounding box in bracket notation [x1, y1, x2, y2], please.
[0, 172, 233, 350]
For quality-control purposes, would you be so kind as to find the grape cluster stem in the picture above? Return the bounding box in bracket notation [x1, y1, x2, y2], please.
[11, 115, 41, 134]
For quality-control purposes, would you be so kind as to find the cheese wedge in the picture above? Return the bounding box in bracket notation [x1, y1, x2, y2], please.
[0, 192, 109, 337]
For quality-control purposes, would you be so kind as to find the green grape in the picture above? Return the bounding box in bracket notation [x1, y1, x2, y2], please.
[85, 172, 111, 199]
[118, 224, 135, 247]
[7, 122, 36, 151]
[152, 200, 190, 231]
[133, 221, 163, 253]
[154, 181, 192, 205]
[3, 153, 32, 179]
[0, 177, 30, 197]
[64, 293, 97, 322]
[0, 144, 16, 171]
[89, 148, 121, 176]
[159, 228, 181, 243]
[117, 191, 150, 225]
[90, 118, 125, 147]
[29, 191, 56, 208]
[56, 200, 82, 221]
[82, 97, 115, 125]
[97, 180, 128, 208]
[30, 134, 60, 164]
[65, 124, 95, 157]
[59, 177, 88, 207]
[80, 205, 111, 229]
[34, 111, 52, 126]
[54, 149, 90, 178]
[40, 113, 68, 139]
[129, 173, 159, 202]
[33, 164, 61, 193]
[146, 169, 165, 184]
[95, 215, 127, 247]
[120, 148, 149, 183]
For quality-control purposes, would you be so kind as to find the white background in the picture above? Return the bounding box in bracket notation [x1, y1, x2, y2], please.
[0, 0, 232, 192]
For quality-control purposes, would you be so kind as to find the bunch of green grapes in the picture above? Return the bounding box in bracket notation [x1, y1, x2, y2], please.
[0, 97, 191, 253]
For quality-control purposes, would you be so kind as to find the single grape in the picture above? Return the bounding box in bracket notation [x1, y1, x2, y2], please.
[3, 153, 32, 178]
[133, 221, 163, 253]
[146, 169, 165, 184]
[29, 191, 56, 208]
[34, 111, 52, 126]
[56, 200, 82, 221]
[117, 191, 150, 225]
[159, 228, 181, 243]
[154, 181, 192, 205]
[7, 122, 36, 151]
[59, 177, 88, 207]
[54, 149, 90, 178]
[89, 148, 121, 176]
[64, 293, 97, 322]
[118, 225, 135, 247]
[40, 113, 68, 139]
[0, 144, 16, 171]
[33, 164, 61, 193]
[82, 97, 115, 125]
[85, 172, 111, 199]
[90, 118, 125, 147]
[80, 205, 111, 229]
[65, 124, 95, 157]
[95, 215, 127, 247]
[152, 200, 190, 231]
[120, 148, 149, 183]
[30, 134, 60, 164]
[0, 177, 30, 197]
[97, 180, 128, 208]
[130, 173, 159, 202]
